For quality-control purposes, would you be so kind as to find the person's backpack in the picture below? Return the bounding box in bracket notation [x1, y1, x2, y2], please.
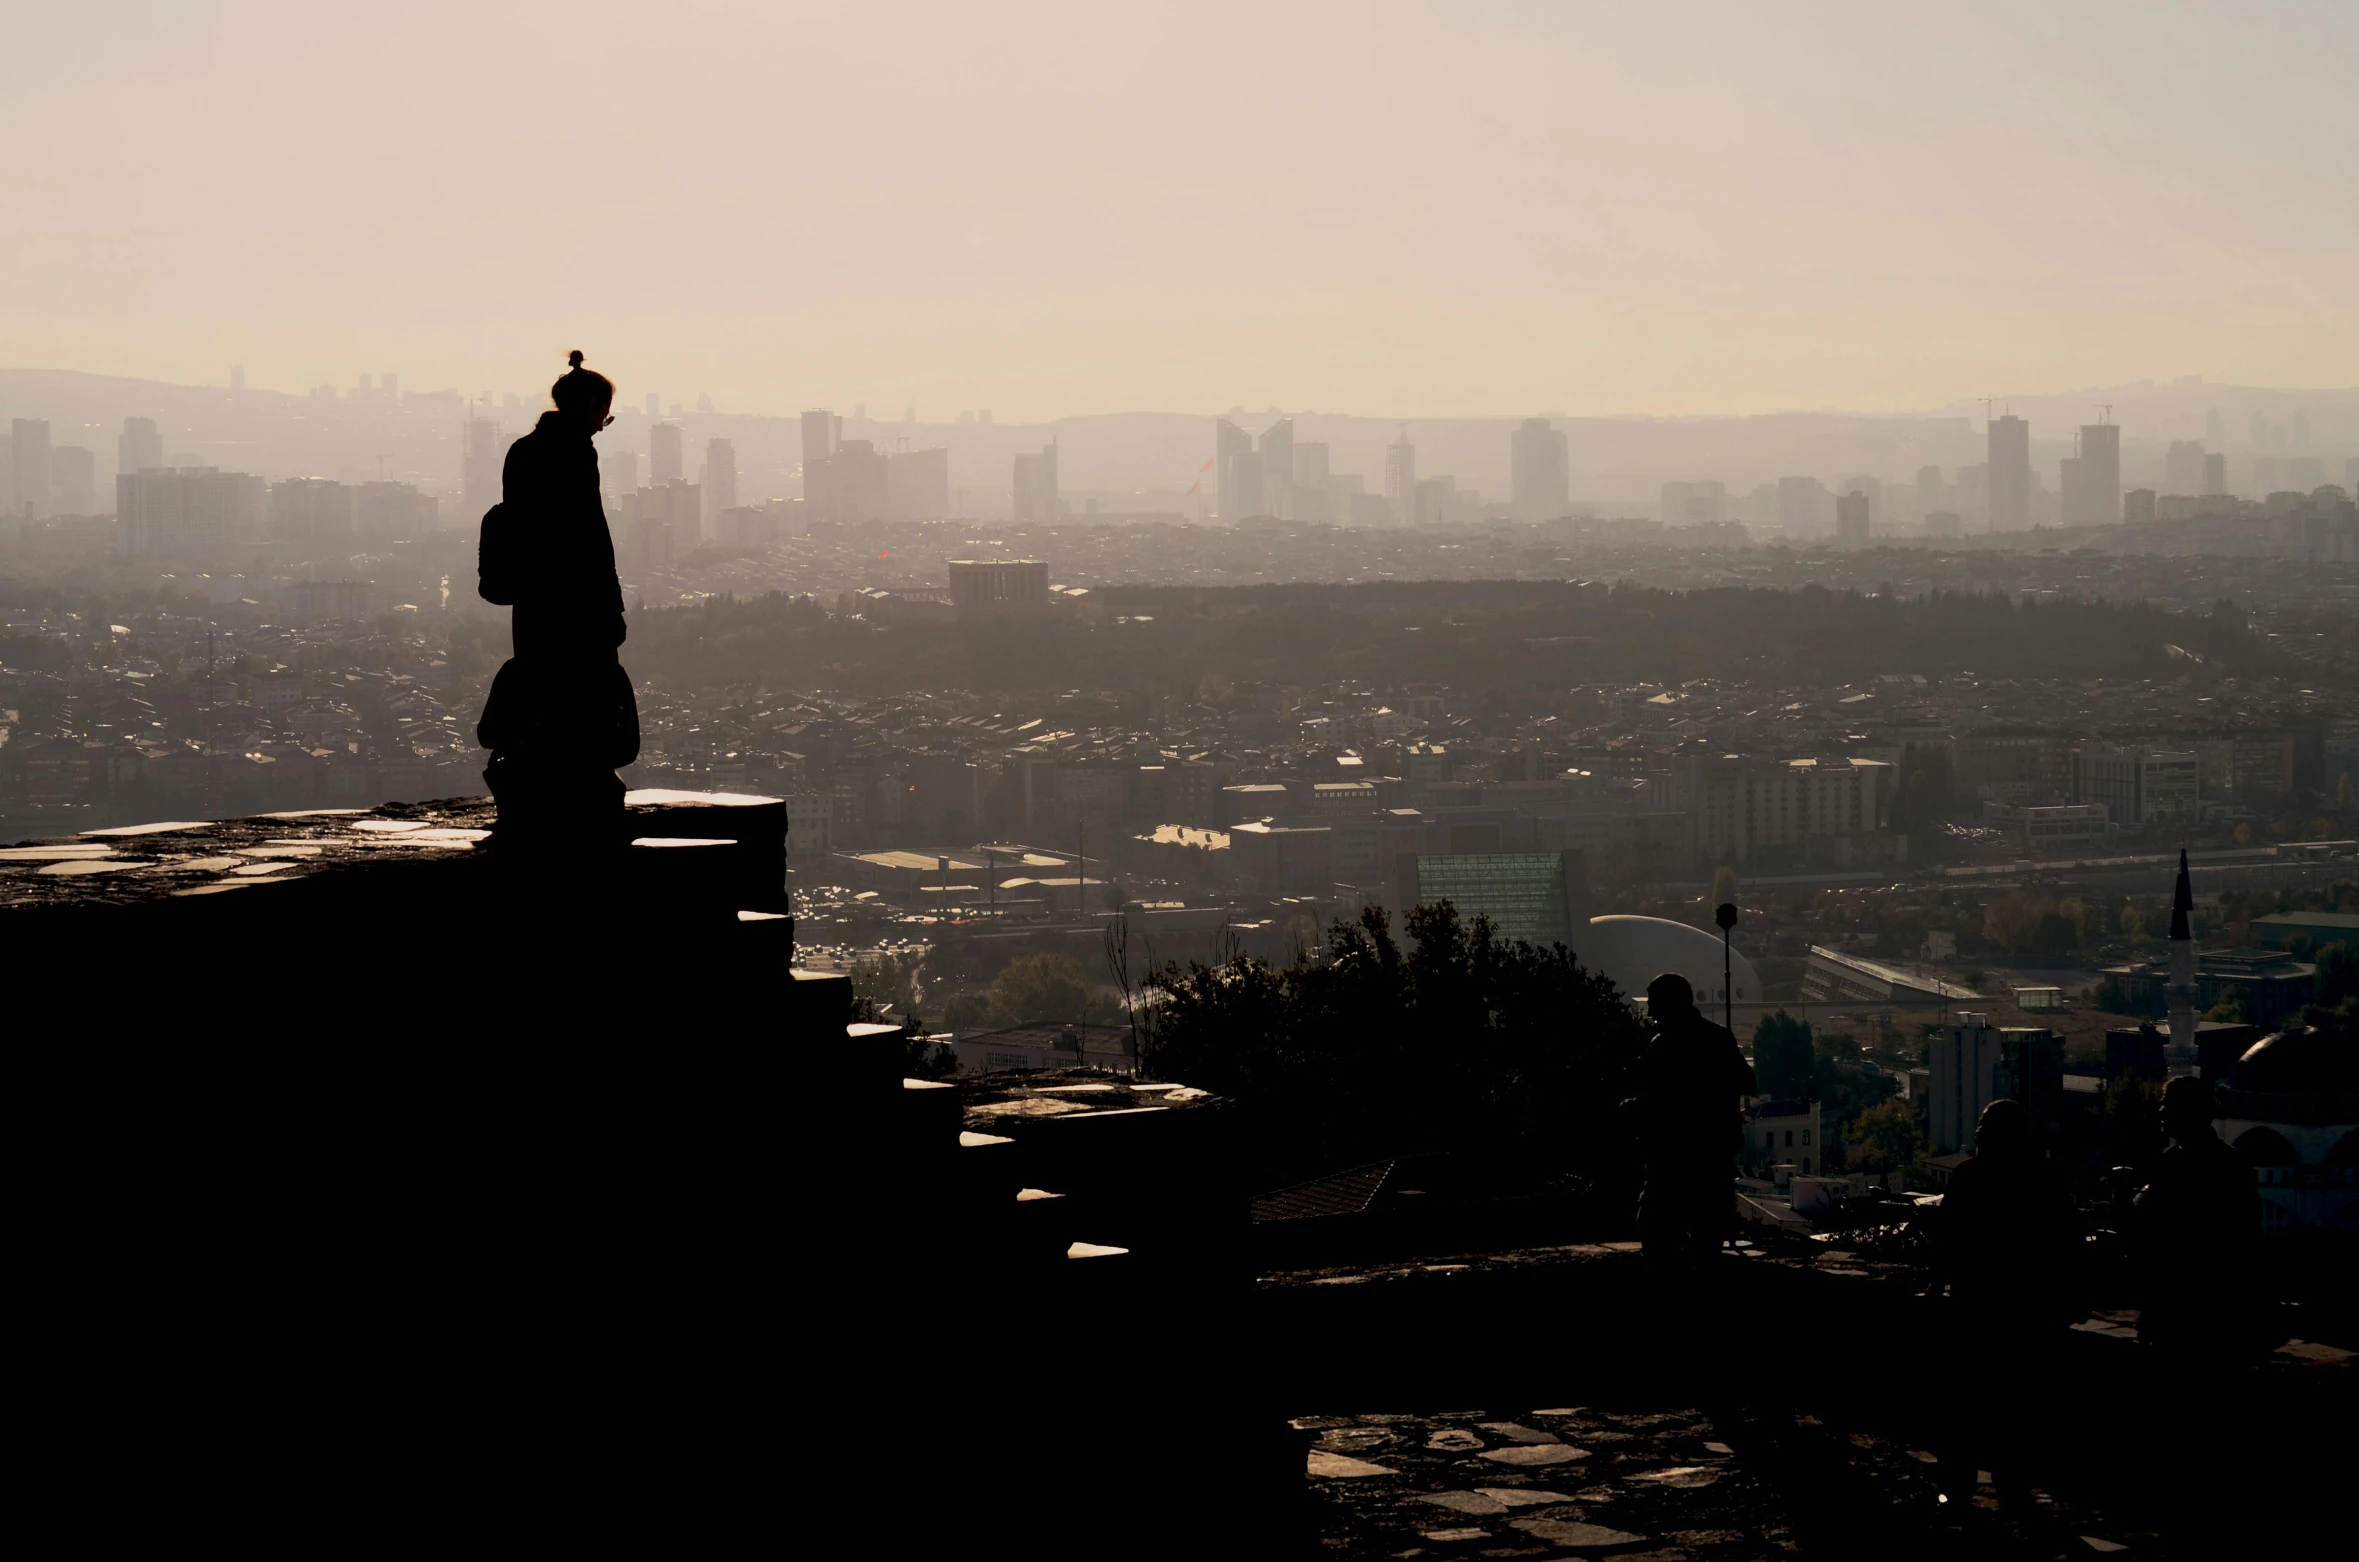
[477, 502, 519, 605]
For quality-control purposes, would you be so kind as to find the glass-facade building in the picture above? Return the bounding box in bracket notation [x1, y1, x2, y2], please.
[1407, 852, 1581, 947]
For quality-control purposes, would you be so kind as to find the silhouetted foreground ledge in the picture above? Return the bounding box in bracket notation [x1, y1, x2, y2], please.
[16, 808, 2345, 1555]
[3, 788, 792, 1008]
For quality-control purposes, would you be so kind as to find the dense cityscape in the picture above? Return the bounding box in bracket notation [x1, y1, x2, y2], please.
[7, 5, 2355, 1551]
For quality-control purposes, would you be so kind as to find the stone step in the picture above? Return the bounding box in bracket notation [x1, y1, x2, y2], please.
[787, 968, 853, 1033]
[624, 789, 786, 912]
[627, 836, 739, 917]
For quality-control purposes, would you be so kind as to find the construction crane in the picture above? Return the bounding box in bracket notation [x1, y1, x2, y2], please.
[2095, 402, 2114, 425]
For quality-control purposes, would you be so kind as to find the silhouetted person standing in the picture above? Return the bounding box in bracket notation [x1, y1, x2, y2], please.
[1631, 972, 1756, 1262]
[1933, 1096, 2078, 1514]
[2135, 1076, 2261, 1360]
[477, 351, 639, 850]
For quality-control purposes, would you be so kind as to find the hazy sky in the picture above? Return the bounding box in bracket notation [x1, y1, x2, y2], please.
[5, 1, 2353, 421]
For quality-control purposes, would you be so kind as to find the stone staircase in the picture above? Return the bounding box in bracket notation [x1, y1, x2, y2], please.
[791, 970, 1305, 1553]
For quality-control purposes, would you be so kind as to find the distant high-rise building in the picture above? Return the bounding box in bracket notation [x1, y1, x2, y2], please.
[2070, 421, 2120, 526]
[51, 446, 96, 516]
[2202, 453, 2227, 497]
[1955, 464, 1988, 528]
[1258, 418, 1295, 516]
[1915, 465, 1942, 520]
[11, 419, 52, 519]
[620, 481, 701, 568]
[271, 477, 355, 545]
[462, 418, 503, 519]
[2058, 454, 2084, 526]
[830, 440, 889, 523]
[230, 365, 244, 391]
[1385, 426, 1416, 526]
[1835, 489, 1870, 547]
[118, 467, 266, 553]
[1511, 418, 1569, 519]
[886, 447, 950, 521]
[1215, 417, 1252, 521]
[948, 559, 1049, 617]
[1664, 480, 1726, 527]
[645, 391, 661, 419]
[2251, 408, 2269, 449]
[1776, 475, 1825, 534]
[649, 423, 683, 488]
[119, 417, 163, 477]
[1292, 441, 1331, 487]
[2164, 440, 2206, 496]
[2292, 407, 2310, 449]
[2124, 488, 2157, 527]
[1225, 451, 1265, 520]
[802, 409, 838, 467]
[355, 480, 437, 539]
[381, 373, 399, 400]
[605, 449, 638, 495]
[702, 438, 738, 523]
[1988, 415, 2031, 532]
[1413, 474, 1457, 527]
[799, 409, 842, 519]
[698, 392, 715, 415]
[1012, 442, 1059, 524]
[2346, 457, 2358, 494]
[2073, 745, 2198, 828]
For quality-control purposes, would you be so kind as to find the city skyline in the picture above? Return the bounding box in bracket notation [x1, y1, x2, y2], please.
[4, 2, 2353, 421]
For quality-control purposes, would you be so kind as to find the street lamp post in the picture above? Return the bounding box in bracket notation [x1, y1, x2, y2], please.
[1715, 901, 1739, 1036]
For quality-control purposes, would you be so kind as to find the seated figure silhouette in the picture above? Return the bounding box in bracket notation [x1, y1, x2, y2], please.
[476, 351, 640, 850]
[1933, 1096, 2079, 1513]
[2135, 1075, 2262, 1359]
[1630, 972, 1756, 1263]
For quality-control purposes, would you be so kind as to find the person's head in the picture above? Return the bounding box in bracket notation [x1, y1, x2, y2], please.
[1646, 971, 1696, 1019]
[551, 349, 614, 429]
[2159, 1075, 2218, 1143]
[1974, 1096, 2033, 1156]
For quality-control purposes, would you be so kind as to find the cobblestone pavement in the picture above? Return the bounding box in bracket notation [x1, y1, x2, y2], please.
[1298, 1404, 2160, 1560]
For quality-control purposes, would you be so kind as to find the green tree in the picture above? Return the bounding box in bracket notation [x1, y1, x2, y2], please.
[2314, 942, 2359, 1007]
[849, 951, 921, 1019]
[988, 952, 1116, 1026]
[943, 991, 994, 1032]
[2207, 985, 2246, 1023]
[1753, 1010, 1814, 1100]
[1984, 893, 2042, 952]
[1144, 900, 1646, 1187]
[1846, 1096, 1924, 1172]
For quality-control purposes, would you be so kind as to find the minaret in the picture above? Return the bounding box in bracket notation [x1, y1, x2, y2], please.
[2166, 847, 2198, 1058]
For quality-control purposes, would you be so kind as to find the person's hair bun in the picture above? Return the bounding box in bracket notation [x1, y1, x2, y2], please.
[567, 349, 585, 369]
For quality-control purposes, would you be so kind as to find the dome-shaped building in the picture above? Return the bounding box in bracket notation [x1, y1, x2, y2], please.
[1391, 849, 1761, 1015]
[1581, 914, 1763, 1012]
[2216, 1027, 2359, 1235]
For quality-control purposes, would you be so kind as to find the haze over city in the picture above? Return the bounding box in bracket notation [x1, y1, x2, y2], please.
[5, 8, 2356, 1556]
[6, 0, 2354, 420]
